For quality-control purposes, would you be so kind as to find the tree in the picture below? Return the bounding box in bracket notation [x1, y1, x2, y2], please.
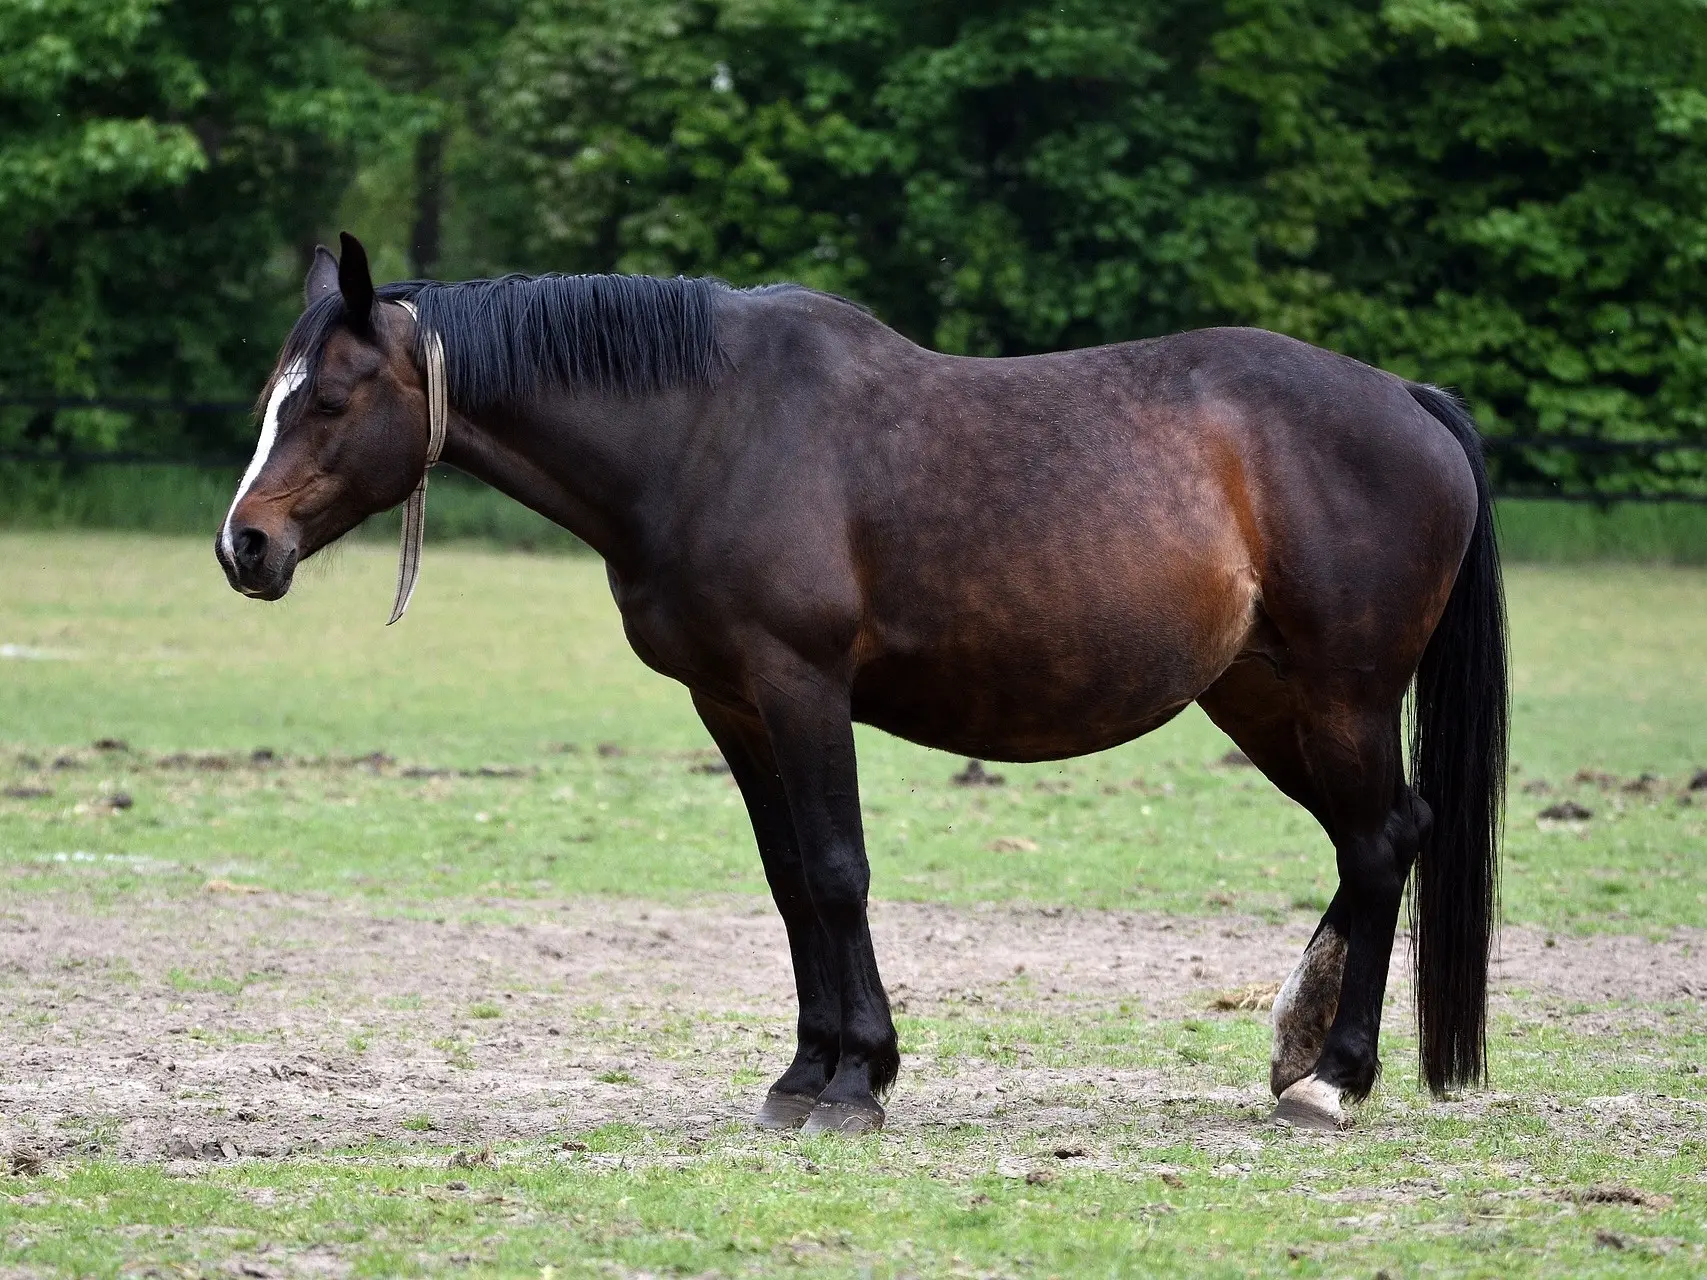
[0, 0, 396, 455]
[470, 0, 1254, 352]
[7, 0, 1702, 494]
[472, 0, 1707, 493]
[349, 0, 520, 280]
[1211, 0, 1707, 493]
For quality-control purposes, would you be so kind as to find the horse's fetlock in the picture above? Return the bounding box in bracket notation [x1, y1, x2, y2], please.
[1315, 1039, 1380, 1102]
[867, 1040, 903, 1100]
[773, 1058, 832, 1099]
[843, 1016, 897, 1058]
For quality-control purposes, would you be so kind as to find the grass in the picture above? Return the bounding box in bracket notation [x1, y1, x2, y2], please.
[1, 533, 1702, 931]
[2, 1005, 1702, 1276]
[1498, 498, 1707, 565]
[1, 531, 1704, 1277]
[0, 462, 582, 551]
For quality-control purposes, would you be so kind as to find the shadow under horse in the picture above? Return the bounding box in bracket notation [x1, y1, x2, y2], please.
[218, 234, 1508, 1134]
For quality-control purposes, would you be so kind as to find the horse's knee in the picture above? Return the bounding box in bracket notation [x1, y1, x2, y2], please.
[801, 847, 870, 917]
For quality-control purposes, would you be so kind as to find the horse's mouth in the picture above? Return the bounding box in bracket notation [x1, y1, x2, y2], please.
[238, 579, 292, 601]
[220, 544, 298, 602]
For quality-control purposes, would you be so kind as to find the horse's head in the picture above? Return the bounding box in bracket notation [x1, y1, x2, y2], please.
[217, 233, 430, 601]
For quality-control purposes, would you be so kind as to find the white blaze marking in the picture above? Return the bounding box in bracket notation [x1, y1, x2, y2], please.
[223, 358, 307, 562]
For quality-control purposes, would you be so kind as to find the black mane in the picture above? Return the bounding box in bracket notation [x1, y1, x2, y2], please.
[274, 272, 739, 411]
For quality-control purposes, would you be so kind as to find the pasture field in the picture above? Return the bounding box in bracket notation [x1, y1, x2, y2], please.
[1, 531, 1704, 1277]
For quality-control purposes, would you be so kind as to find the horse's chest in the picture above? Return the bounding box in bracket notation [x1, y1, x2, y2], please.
[608, 574, 753, 702]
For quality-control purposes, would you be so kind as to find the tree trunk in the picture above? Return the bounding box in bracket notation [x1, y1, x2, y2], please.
[410, 129, 445, 278]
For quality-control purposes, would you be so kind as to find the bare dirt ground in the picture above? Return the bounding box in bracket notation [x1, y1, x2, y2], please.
[1, 891, 1702, 1165]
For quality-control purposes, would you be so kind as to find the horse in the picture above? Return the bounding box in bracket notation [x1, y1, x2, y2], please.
[217, 233, 1507, 1135]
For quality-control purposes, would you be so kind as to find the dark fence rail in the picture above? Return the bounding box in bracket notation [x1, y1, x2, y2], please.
[0, 450, 249, 466]
[0, 395, 251, 414]
[5, 395, 1707, 503]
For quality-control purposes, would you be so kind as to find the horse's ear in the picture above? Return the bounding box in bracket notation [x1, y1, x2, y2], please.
[304, 245, 338, 308]
[337, 231, 376, 332]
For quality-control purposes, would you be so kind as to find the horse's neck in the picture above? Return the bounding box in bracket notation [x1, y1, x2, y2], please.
[442, 392, 687, 567]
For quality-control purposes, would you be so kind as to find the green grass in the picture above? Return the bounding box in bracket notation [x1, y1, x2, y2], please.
[1, 531, 1705, 1277]
[1498, 498, 1707, 565]
[2, 1005, 1702, 1277]
[1, 533, 1703, 931]
[0, 462, 582, 550]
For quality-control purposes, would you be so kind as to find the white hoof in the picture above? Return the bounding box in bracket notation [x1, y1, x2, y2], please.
[1270, 1074, 1348, 1131]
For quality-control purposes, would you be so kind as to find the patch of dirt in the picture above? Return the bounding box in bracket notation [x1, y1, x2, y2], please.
[0, 892, 1701, 1164]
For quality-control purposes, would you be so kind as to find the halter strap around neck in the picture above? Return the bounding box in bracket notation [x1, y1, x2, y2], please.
[388, 298, 447, 625]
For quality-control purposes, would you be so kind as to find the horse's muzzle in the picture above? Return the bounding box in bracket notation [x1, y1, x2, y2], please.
[217, 525, 298, 601]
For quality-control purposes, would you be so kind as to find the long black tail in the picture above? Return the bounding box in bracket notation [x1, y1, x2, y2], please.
[1405, 383, 1509, 1096]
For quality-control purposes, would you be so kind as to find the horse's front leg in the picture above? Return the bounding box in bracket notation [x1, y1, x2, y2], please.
[692, 693, 842, 1129]
[750, 665, 898, 1135]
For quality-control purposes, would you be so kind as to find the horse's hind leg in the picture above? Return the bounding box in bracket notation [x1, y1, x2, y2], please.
[1199, 662, 1350, 1103]
[1299, 771, 1428, 1116]
[1199, 663, 1426, 1128]
[1269, 899, 1349, 1100]
[693, 693, 843, 1129]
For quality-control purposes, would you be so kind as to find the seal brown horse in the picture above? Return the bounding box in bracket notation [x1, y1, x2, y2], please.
[219, 234, 1507, 1134]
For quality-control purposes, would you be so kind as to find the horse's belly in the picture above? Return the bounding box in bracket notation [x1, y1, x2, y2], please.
[852, 669, 1194, 761]
[849, 583, 1255, 762]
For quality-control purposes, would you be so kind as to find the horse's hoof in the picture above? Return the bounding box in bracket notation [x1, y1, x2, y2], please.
[755, 1090, 818, 1130]
[800, 1100, 885, 1136]
[1270, 1074, 1348, 1131]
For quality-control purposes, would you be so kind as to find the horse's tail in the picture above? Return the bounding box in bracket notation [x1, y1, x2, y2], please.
[1404, 382, 1509, 1096]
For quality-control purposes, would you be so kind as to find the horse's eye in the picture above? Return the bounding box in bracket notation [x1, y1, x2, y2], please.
[314, 398, 348, 416]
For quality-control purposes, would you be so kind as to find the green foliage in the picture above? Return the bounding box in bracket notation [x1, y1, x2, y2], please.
[0, 0, 400, 453]
[340, 0, 521, 280]
[4, 0, 1705, 497]
[467, 0, 1707, 492]
[471, 0, 1252, 351]
[1209, 0, 1707, 493]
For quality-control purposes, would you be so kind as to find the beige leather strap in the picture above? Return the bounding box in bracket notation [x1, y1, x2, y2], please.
[388, 299, 447, 625]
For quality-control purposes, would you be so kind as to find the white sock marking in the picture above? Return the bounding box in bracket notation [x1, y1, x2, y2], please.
[223, 358, 307, 562]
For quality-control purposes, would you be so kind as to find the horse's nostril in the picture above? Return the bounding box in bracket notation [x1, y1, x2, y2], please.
[232, 526, 269, 573]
